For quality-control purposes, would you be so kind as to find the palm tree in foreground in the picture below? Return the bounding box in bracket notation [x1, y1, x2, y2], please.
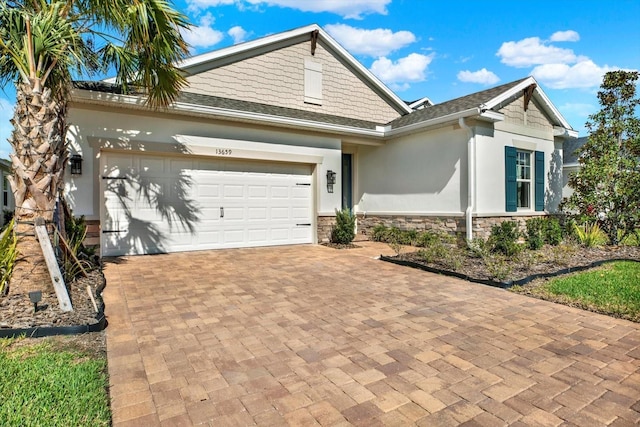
[0, 0, 190, 294]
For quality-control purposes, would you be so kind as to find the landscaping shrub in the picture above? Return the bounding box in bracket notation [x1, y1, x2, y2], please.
[525, 218, 545, 250]
[330, 208, 356, 244]
[484, 254, 513, 281]
[466, 237, 490, 259]
[418, 239, 463, 270]
[574, 222, 607, 247]
[416, 231, 451, 248]
[488, 221, 521, 256]
[545, 218, 563, 246]
[371, 224, 389, 242]
[62, 214, 96, 281]
[0, 219, 17, 296]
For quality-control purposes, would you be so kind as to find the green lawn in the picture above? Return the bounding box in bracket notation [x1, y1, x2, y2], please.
[0, 338, 110, 426]
[520, 261, 640, 322]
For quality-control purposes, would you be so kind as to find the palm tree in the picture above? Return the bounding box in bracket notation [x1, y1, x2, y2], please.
[0, 0, 190, 293]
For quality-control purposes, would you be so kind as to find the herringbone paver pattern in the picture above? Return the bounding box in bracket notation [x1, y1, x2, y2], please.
[103, 242, 640, 426]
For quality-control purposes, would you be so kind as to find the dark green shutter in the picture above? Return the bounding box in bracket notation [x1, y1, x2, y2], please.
[505, 146, 517, 212]
[535, 151, 545, 211]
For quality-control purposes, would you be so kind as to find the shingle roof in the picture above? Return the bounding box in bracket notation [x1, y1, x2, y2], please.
[563, 136, 587, 164]
[387, 78, 530, 129]
[73, 81, 384, 130]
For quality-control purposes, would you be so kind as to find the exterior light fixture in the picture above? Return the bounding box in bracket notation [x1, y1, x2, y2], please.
[326, 170, 336, 193]
[29, 290, 42, 313]
[70, 154, 83, 175]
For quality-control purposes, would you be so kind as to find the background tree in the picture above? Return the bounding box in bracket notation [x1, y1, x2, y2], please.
[0, 0, 190, 293]
[563, 71, 640, 245]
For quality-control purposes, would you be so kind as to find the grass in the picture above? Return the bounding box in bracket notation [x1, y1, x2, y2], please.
[516, 261, 640, 322]
[0, 337, 110, 426]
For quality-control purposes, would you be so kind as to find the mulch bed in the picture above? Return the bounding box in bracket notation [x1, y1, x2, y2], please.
[390, 245, 640, 285]
[0, 269, 106, 331]
[321, 242, 361, 249]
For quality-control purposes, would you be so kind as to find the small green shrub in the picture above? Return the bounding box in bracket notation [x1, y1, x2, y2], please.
[488, 221, 522, 256]
[0, 219, 17, 295]
[330, 208, 356, 245]
[546, 244, 577, 267]
[371, 224, 389, 242]
[574, 222, 606, 247]
[525, 218, 545, 250]
[484, 254, 513, 281]
[545, 218, 563, 246]
[466, 237, 490, 259]
[418, 240, 463, 270]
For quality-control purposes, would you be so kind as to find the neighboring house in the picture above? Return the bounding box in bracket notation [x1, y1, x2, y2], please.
[0, 158, 15, 226]
[65, 24, 577, 256]
[562, 136, 587, 199]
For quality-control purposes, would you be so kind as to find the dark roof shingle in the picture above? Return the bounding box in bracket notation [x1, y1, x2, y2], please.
[387, 78, 529, 129]
[73, 81, 384, 130]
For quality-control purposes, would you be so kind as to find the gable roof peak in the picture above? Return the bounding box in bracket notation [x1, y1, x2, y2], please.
[175, 24, 412, 115]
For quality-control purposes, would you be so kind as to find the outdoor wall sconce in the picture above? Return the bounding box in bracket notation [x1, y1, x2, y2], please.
[70, 154, 83, 175]
[326, 170, 336, 193]
[29, 290, 42, 313]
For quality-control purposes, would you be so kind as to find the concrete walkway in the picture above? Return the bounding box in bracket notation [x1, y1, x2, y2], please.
[103, 242, 640, 426]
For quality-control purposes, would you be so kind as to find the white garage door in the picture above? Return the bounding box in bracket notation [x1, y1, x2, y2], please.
[101, 153, 313, 256]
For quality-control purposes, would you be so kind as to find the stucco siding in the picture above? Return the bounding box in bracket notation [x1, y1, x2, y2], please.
[475, 129, 561, 215]
[355, 126, 467, 214]
[185, 41, 400, 124]
[66, 105, 343, 220]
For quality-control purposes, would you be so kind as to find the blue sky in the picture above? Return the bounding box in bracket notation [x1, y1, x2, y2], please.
[1, 0, 639, 159]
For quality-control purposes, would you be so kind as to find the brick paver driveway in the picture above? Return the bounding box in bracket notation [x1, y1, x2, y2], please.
[103, 242, 640, 426]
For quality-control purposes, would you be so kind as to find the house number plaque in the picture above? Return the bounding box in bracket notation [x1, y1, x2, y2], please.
[215, 149, 233, 156]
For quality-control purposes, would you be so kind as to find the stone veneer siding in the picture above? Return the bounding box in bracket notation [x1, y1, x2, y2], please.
[317, 216, 336, 243]
[356, 214, 549, 240]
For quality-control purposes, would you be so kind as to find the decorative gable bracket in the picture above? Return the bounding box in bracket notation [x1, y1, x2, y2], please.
[310, 29, 319, 56]
[523, 83, 537, 111]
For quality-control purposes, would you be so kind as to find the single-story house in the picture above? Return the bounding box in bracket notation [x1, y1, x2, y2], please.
[65, 24, 578, 256]
[0, 158, 15, 227]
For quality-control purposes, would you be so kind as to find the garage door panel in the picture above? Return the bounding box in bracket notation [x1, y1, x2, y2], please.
[102, 153, 313, 255]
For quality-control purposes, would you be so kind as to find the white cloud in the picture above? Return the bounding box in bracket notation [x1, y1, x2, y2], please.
[457, 68, 500, 85]
[188, 0, 391, 18]
[550, 30, 580, 42]
[0, 97, 14, 159]
[497, 36, 578, 67]
[370, 53, 433, 88]
[228, 26, 248, 44]
[558, 102, 596, 117]
[324, 24, 416, 57]
[180, 13, 224, 50]
[532, 60, 615, 89]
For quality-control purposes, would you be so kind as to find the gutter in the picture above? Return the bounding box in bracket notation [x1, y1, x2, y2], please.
[459, 117, 475, 242]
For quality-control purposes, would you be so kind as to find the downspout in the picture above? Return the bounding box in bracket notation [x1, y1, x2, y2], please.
[459, 118, 475, 242]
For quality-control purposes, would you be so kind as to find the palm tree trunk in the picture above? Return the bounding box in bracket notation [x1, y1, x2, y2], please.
[7, 81, 68, 294]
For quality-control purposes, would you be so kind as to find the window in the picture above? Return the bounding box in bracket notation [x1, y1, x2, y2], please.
[304, 59, 322, 105]
[505, 147, 544, 212]
[516, 151, 531, 208]
[2, 175, 7, 207]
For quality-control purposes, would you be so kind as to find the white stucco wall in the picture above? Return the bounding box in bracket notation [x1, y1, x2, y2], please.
[475, 127, 562, 215]
[355, 126, 468, 214]
[65, 105, 342, 220]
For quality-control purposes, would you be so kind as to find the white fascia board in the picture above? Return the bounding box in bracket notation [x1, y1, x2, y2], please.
[71, 89, 386, 140]
[408, 96, 434, 109]
[385, 108, 481, 137]
[478, 110, 504, 122]
[178, 24, 321, 69]
[554, 126, 579, 139]
[317, 29, 412, 115]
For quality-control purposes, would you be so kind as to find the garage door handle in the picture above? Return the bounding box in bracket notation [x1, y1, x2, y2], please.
[220, 207, 224, 218]
[296, 223, 311, 226]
